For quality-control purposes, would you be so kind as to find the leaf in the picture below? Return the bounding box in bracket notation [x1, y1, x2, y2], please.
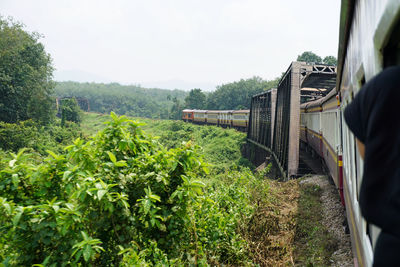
[114, 161, 127, 167]
[107, 151, 116, 163]
[9, 159, 16, 167]
[81, 231, 89, 240]
[110, 111, 118, 121]
[149, 194, 161, 202]
[83, 245, 92, 262]
[16, 148, 27, 159]
[63, 170, 72, 180]
[12, 209, 23, 226]
[3, 202, 11, 214]
[52, 205, 60, 213]
[171, 161, 178, 171]
[64, 144, 74, 151]
[65, 203, 75, 210]
[46, 150, 60, 160]
[190, 180, 206, 188]
[144, 199, 151, 215]
[97, 189, 107, 200]
[11, 174, 19, 187]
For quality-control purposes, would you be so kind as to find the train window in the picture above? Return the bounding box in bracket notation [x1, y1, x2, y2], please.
[383, 18, 400, 67]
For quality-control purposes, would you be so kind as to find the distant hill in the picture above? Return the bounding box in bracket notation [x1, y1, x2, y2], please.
[55, 81, 187, 119]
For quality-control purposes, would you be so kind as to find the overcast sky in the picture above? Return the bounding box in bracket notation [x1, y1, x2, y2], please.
[1, 0, 341, 91]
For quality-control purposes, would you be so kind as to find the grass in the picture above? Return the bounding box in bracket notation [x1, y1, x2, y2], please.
[293, 181, 338, 266]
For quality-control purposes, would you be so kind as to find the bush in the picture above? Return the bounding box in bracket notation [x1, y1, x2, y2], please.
[0, 113, 254, 266]
[0, 120, 80, 154]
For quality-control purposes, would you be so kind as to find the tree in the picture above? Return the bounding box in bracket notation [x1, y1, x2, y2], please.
[0, 17, 55, 124]
[297, 51, 322, 64]
[323, 55, 337, 65]
[206, 76, 279, 110]
[60, 98, 82, 127]
[184, 88, 206, 109]
[169, 97, 182, 120]
[55, 81, 188, 119]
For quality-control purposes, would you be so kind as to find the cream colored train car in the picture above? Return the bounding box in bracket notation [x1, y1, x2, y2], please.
[338, 1, 400, 266]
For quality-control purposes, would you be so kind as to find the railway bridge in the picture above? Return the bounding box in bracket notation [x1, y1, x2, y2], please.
[247, 61, 336, 179]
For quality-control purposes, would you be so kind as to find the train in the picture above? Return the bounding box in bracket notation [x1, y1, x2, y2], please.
[302, 1, 400, 266]
[182, 109, 250, 131]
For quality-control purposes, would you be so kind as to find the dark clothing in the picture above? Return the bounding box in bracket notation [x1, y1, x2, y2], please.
[373, 231, 400, 267]
[344, 66, 400, 264]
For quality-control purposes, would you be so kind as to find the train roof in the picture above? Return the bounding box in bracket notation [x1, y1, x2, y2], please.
[182, 109, 194, 112]
[337, 0, 356, 92]
[300, 64, 337, 94]
[232, 109, 250, 113]
[300, 87, 338, 109]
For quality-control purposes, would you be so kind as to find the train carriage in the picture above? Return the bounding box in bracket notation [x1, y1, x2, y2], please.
[300, 98, 323, 158]
[320, 89, 342, 197]
[232, 110, 249, 130]
[182, 109, 194, 122]
[337, 0, 400, 266]
[206, 110, 220, 125]
[193, 110, 207, 124]
[218, 110, 233, 127]
[182, 109, 249, 132]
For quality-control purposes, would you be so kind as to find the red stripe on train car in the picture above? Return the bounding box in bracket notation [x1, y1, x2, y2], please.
[338, 155, 345, 206]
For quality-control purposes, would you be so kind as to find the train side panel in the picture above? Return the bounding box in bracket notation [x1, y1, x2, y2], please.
[182, 109, 194, 122]
[219, 110, 233, 127]
[206, 111, 220, 125]
[232, 110, 249, 129]
[321, 94, 341, 190]
[337, 0, 400, 265]
[302, 101, 322, 158]
[193, 110, 207, 124]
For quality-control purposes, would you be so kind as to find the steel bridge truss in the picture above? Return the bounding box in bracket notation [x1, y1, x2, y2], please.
[247, 62, 337, 179]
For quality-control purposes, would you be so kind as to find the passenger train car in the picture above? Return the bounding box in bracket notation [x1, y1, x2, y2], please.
[300, 88, 343, 206]
[182, 109, 249, 131]
[302, 1, 400, 266]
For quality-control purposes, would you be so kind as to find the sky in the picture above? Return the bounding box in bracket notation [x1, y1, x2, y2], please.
[1, 0, 341, 91]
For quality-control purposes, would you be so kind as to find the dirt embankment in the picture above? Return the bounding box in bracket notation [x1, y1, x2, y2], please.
[245, 175, 353, 266]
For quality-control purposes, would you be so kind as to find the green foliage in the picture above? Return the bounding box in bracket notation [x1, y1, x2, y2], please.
[0, 112, 255, 265]
[206, 76, 279, 110]
[297, 51, 337, 65]
[323, 55, 337, 66]
[0, 120, 80, 154]
[55, 81, 187, 119]
[59, 98, 82, 126]
[184, 88, 206, 109]
[168, 97, 183, 120]
[133, 119, 253, 174]
[294, 182, 338, 266]
[297, 51, 322, 64]
[0, 17, 55, 124]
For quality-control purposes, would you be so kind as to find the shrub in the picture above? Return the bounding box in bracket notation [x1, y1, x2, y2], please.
[0, 120, 80, 154]
[0, 112, 253, 266]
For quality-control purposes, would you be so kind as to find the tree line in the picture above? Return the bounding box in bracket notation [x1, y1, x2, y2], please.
[180, 51, 337, 112]
[178, 77, 279, 115]
[55, 81, 187, 119]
